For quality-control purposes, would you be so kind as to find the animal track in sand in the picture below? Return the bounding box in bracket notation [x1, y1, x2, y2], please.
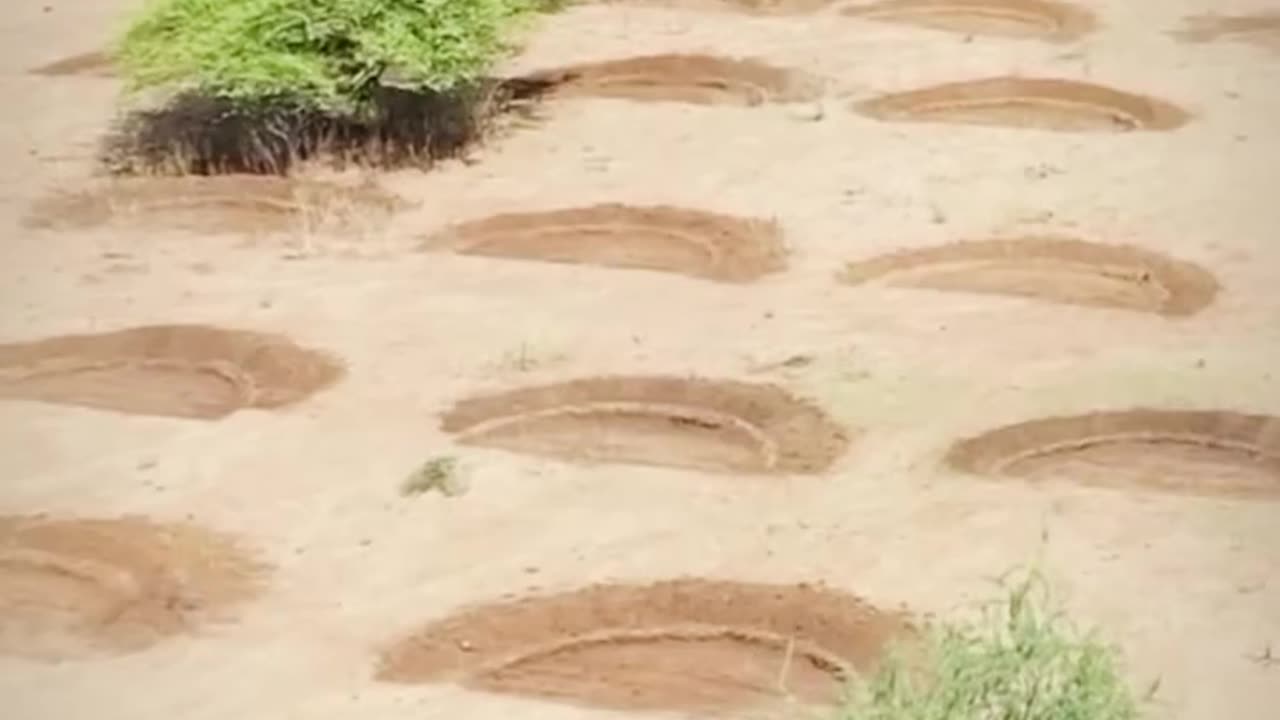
[841, 0, 1096, 41]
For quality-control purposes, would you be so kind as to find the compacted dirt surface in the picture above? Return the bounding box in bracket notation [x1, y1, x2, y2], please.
[2, 1, 1279, 719]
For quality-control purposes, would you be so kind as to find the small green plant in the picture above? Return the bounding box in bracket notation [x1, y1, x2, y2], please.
[831, 567, 1153, 720]
[115, 0, 541, 112]
[401, 456, 469, 497]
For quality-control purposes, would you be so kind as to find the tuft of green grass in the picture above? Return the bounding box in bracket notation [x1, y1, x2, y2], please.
[114, 0, 543, 113]
[831, 567, 1154, 720]
[401, 456, 469, 497]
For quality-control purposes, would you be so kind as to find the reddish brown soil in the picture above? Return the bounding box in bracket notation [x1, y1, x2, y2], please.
[0, 324, 346, 420]
[0, 515, 267, 661]
[376, 578, 912, 714]
[852, 76, 1191, 132]
[517, 54, 823, 106]
[839, 236, 1219, 316]
[841, 0, 1097, 41]
[439, 376, 851, 475]
[424, 204, 788, 283]
[945, 410, 1280, 499]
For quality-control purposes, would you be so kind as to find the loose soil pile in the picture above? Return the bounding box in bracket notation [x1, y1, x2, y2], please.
[946, 410, 1280, 499]
[852, 77, 1191, 132]
[0, 324, 345, 420]
[841, 0, 1097, 41]
[25, 175, 408, 234]
[839, 237, 1219, 316]
[440, 376, 850, 474]
[514, 54, 823, 106]
[0, 515, 266, 662]
[424, 204, 787, 282]
[376, 578, 911, 714]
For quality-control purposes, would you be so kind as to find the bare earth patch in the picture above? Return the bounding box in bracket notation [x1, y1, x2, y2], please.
[515, 54, 823, 106]
[946, 410, 1280, 499]
[25, 175, 409, 235]
[440, 376, 850, 474]
[839, 237, 1218, 316]
[841, 0, 1097, 41]
[852, 77, 1190, 132]
[0, 515, 267, 662]
[0, 324, 346, 420]
[376, 578, 911, 714]
[1172, 13, 1280, 52]
[424, 204, 787, 283]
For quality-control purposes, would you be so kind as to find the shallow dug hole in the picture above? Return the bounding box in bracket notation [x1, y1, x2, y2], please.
[0, 325, 345, 420]
[514, 54, 822, 106]
[0, 515, 266, 661]
[842, 0, 1096, 40]
[25, 175, 408, 234]
[441, 376, 850, 474]
[377, 579, 911, 714]
[852, 77, 1190, 132]
[840, 237, 1218, 316]
[1173, 13, 1280, 52]
[424, 204, 787, 283]
[946, 410, 1280, 499]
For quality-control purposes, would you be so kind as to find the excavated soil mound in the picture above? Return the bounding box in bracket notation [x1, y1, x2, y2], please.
[376, 578, 912, 714]
[852, 77, 1190, 132]
[514, 54, 823, 106]
[424, 204, 788, 283]
[440, 376, 850, 474]
[1173, 13, 1280, 52]
[0, 515, 267, 661]
[946, 410, 1280, 499]
[841, 0, 1096, 41]
[839, 237, 1219, 316]
[30, 50, 116, 77]
[25, 175, 408, 234]
[0, 324, 345, 420]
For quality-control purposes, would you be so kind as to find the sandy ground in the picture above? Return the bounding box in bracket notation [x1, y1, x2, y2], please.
[2, 0, 1279, 718]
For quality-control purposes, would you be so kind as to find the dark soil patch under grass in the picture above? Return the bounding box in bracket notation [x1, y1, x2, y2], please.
[102, 79, 554, 176]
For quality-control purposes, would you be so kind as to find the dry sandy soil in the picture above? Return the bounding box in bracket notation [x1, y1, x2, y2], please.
[2, 0, 1280, 718]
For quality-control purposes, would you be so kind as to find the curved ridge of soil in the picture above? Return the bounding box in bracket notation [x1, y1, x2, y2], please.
[945, 410, 1280, 499]
[376, 578, 912, 714]
[0, 515, 267, 661]
[0, 324, 346, 419]
[440, 376, 850, 474]
[424, 204, 788, 282]
[1172, 13, 1280, 52]
[24, 175, 409, 234]
[841, 0, 1096, 41]
[839, 236, 1219, 316]
[515, 54, 823, 106]
[852, 76, 1190, 132]
[598, 0, 833, 15]
[30, 50, 116, 77]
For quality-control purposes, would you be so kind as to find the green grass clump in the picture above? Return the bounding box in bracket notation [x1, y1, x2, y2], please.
[115, 0, 541, 112]
[832, 568, 1152, 720]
